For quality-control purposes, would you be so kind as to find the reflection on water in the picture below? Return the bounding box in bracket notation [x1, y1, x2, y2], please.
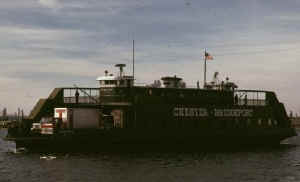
[1, 129, 300, 182]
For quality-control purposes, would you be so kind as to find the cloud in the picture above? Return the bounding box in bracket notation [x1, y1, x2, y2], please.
[38, 0, 61, 9]
[0, 0, 300, 114]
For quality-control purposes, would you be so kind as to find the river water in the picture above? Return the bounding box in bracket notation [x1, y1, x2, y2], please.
[1, 129, 300, 182]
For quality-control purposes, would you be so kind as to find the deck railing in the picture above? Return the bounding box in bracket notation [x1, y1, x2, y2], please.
[234, 90, 267, 106]
[63, 88, 99, 104]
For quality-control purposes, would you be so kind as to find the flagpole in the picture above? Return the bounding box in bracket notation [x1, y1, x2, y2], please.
[204, 49, 207, 88]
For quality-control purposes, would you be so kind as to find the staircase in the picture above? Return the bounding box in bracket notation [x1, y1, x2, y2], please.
[49, 88, 63, 99]
[28, 88, 63, 121]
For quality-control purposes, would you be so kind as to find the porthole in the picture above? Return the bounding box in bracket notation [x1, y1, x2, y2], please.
[148, 89, 152, 95]
[268, 119, 272, 126]
[258, 119, 262, 125]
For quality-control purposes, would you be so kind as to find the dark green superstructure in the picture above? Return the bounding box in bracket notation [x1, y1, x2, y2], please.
[5, 64, 297, 151]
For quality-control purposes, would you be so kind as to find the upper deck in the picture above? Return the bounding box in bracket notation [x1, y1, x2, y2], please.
[94, 64, 278, 107]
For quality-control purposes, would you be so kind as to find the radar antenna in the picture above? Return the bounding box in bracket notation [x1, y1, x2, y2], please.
[115, 64, 126, 77]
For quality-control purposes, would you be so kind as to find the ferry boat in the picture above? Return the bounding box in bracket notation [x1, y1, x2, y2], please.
[5, 64, 297, 151]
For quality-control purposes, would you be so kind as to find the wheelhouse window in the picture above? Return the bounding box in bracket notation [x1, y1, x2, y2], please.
[119, 80, 125, 85]
[100, 80, 117, 86]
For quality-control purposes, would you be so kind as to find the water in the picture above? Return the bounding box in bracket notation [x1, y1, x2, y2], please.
[1, 129, 300, 182]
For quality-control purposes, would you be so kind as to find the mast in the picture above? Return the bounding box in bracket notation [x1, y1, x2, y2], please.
[204, 49, 207, 88]
[133, 39, 135, 85]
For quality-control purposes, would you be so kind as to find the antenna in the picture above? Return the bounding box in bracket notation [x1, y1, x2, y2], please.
[133, 39, 135, 85]
[204, 48, 207, 88]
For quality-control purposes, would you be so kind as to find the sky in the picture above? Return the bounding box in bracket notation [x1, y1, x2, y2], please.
[1, 0, 300, 115]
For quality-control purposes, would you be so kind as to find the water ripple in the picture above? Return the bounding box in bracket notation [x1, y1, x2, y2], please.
[1, 130, 300, 182]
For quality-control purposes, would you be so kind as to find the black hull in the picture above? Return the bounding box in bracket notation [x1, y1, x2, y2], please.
[7, 128, 297, 152]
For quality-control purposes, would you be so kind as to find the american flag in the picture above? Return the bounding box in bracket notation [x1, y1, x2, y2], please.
[205, 52, 213, 60]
